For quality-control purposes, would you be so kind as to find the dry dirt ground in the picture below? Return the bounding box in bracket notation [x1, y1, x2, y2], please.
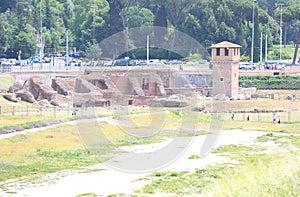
[0, 129, 298, 197]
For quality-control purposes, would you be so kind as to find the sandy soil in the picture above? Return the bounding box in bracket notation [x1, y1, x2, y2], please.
[1, 129, 294, 197]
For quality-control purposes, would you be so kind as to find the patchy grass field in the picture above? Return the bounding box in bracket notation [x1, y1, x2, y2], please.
[0, 110, 192, 183]
[0, 107, 299, 184]
[1, 93, 300, 196]
[0, 125, 100, 182]
[135, 134, 300, 196]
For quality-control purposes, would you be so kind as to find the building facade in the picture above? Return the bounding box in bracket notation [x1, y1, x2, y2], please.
[210, 41, 241, 98]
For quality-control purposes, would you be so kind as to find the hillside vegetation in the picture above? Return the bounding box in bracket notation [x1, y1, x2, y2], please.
[0, 0, 299, 61]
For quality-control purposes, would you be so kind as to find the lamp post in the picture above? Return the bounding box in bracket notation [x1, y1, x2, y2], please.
[147, 35, 149, 65]
[250, 0, 256, 67]
[39, 3, 43, 70]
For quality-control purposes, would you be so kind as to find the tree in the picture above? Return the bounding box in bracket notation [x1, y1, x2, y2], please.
[127, 7, 154, 48]
[104, 0, 123, 38]
[14, 24, 36, 58]
[164, 0, 196, 49]
[154, 5, 167, 27]
[71, 0, 109, 50]
[282, 4, 300, 64]
[0, 20, 8, 55]
[44, 0, 52, 30]
[118, 0, 147, 54]
[253, 5, 260, 62]
[0, 0, 17, 13]
[62, 0, 75, 28]
[85, 42, 102, 61]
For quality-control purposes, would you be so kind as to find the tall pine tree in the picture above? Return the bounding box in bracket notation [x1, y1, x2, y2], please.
[254, 5, 260, 62]
[45, 0, 52, 30]
[153, 5, 167, 45]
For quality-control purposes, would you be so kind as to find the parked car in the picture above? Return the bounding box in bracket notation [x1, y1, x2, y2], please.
[113, 59, 134, 66]
[239, 62, 256, 70]
[166, 60, 183, 65]
[15, 60, 21, 66]
[43, 57, 51, 63]
[276, 62, 286, 69]
[0, 58, 11, 66]
[198, 59, 208, 64]
[264, 61, 285, 70]
[27, 57, 41, 63]
[136, 61, 147, 66]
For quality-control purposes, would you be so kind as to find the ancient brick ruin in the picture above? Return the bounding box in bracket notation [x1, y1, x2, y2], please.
[5, 68, 212, 107]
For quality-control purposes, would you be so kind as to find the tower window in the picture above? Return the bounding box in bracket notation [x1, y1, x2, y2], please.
[225, 48, 229, 56]
[163, 77, 169, 88]
[220, 78, 224, 82]
[142, 78, 149, 90]
[128, 100, 133, 105]
[216, 48, 220, 56]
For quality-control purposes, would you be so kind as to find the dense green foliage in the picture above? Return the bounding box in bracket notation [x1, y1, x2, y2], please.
[0, 0, 299, 60]
[239, 75, 300, 89]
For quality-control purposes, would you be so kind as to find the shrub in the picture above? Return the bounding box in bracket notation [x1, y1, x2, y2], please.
[239, 75, 300, 89]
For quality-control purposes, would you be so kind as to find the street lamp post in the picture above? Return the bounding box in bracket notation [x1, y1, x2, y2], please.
[250, 0, 256, 67]
[39, 3, 43, 70]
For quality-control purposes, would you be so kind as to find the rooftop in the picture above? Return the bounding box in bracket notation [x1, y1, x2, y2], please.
[211, 41, 241, 48]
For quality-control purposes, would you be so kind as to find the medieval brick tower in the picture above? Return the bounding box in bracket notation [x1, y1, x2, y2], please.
[210, 41, 241, 98]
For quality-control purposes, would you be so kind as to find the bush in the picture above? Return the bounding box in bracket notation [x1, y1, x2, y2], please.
[268, 49, 291, 60]
[239, 75, 300, 89]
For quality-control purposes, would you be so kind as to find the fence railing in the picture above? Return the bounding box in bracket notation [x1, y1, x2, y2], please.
[215, 109, 300, 123]
[0, 105, 299, 123]
[0, 106, 73, 117]
[0, 106, 114, 118]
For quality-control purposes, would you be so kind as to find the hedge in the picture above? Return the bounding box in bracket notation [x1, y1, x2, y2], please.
[239, 75, 300, 89]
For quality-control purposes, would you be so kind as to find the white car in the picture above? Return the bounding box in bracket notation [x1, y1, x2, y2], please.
[239, 62, 256, 70]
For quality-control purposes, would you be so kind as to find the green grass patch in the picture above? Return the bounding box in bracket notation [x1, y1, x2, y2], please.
[139, 169, 220, 195]
[0, 124, 102, 182]
[138, 139, 300, 196]
[0, 149, 99, 182]
[76, 193, 98, 197]
[202, 152, 300, 197]
[212, 144, 258, 155]
[188, 154, 200, 159]
[257, 133, 300, 148]
[256, 133, 279, 142]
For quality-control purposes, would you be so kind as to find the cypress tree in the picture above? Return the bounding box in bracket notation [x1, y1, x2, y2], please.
[153, 5, 167, 45]
[45, 0, 52, 30]
[253, 6, 260, 62]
